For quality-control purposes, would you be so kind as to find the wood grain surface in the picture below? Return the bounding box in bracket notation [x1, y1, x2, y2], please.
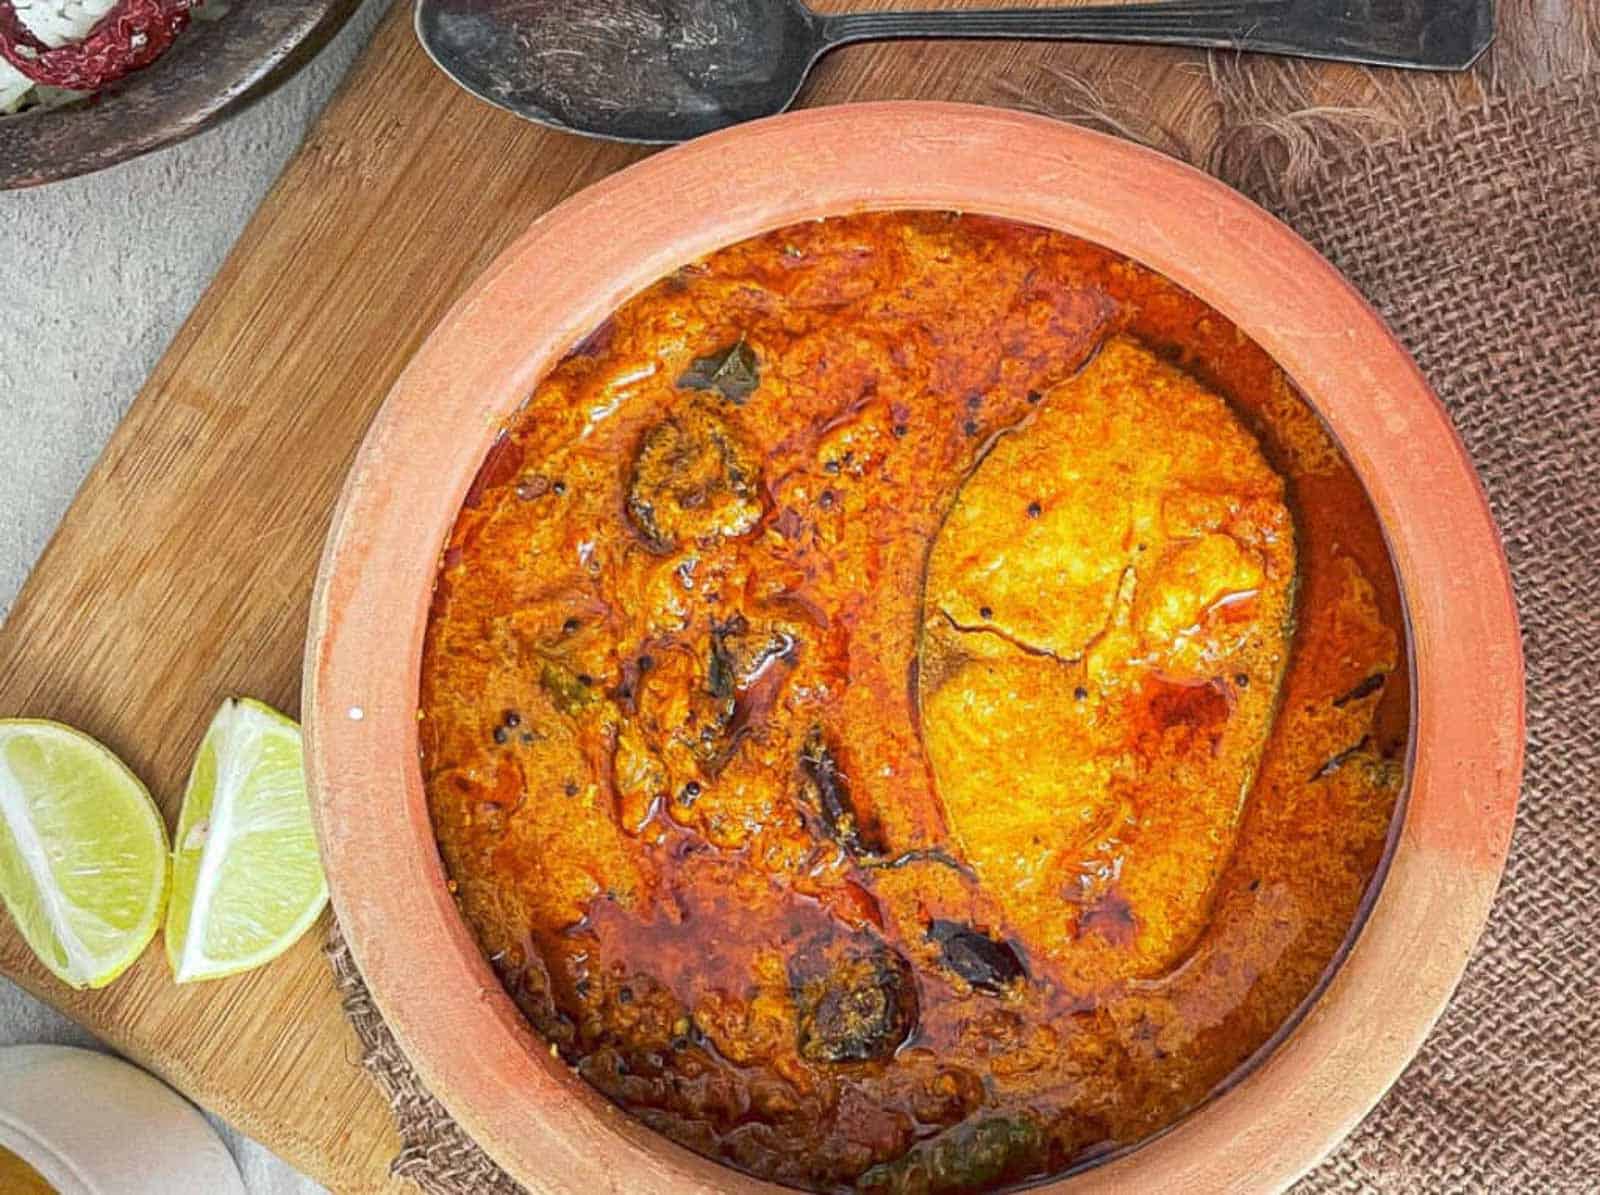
[0, 2, 1418, 1190]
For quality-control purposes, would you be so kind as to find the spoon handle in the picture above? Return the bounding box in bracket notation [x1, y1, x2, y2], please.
[815, 0, 1491, 71]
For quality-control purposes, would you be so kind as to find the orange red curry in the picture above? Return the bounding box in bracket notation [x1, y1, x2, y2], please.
[420, 212, 1409, 1193]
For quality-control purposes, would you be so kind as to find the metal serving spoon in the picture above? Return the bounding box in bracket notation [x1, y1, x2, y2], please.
[415, 0, 1493, 144]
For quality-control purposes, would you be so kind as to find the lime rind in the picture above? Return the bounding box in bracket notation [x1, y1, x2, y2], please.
[0, 719, 170, 990]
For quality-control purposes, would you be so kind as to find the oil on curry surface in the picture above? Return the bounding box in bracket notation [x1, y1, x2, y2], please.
[420, 213, 1408, 1194]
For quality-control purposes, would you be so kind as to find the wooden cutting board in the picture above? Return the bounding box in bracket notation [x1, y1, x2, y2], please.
[0, 3, 1402, 1190]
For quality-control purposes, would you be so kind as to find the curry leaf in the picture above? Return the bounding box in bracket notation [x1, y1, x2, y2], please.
[678, 339, 760, 404]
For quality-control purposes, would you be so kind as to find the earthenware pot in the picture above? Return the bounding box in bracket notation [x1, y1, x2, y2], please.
[304, 102, 1523, 1194]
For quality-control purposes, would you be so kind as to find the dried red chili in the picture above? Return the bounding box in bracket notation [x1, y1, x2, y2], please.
[0, 0, 191, 91]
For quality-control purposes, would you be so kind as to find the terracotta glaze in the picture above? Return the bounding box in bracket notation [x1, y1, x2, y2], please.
[305, 103, 1523, 1195]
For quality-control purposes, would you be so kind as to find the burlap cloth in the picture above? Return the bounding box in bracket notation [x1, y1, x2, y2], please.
[326, 63, 1600, 1195]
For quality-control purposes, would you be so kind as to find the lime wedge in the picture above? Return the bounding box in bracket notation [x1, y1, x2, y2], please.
[0, 720, 169, 989]
[165, 698, 327, 984]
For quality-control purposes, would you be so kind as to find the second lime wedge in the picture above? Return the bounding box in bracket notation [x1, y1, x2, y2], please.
[165, 698, 327, 984]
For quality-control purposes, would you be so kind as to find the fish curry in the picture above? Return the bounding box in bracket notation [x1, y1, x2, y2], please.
[420, 212, 1408, 1194]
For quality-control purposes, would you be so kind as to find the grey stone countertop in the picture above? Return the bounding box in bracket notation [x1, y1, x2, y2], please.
[1, 2, 391, 1189]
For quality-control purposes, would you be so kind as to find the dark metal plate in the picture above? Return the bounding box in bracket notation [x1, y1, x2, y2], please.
[0, 0, 364, 189]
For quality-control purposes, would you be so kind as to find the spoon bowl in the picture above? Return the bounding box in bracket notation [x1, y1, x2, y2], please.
[415, 0, 824, 143]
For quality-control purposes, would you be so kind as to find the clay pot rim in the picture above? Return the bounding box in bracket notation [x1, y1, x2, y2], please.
[304, 101, 1523, 1195]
